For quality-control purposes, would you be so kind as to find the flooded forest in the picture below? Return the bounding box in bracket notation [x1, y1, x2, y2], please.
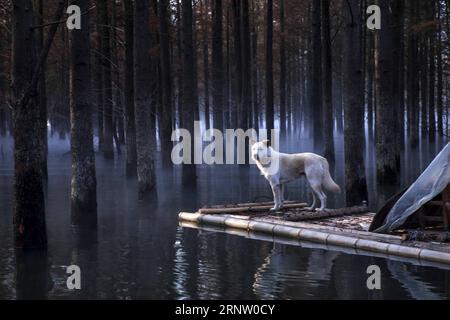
[1, 0, 450, 300]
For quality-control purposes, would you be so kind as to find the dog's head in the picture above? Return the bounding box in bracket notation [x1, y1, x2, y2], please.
[250, 140, 272, 165]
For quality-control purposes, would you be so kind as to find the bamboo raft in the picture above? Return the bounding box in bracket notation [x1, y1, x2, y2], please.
[179, 201, 450, 266]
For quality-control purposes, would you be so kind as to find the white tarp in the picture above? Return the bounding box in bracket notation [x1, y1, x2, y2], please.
[374, 142, 450, 233]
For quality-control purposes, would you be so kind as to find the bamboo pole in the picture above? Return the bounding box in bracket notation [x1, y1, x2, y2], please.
[206, 200, 297, 209]
[198, 202, 308, 214]
[178, 212, 450, 265]
[179, 221, 450, 270]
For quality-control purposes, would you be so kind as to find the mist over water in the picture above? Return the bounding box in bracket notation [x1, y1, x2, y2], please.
[0, 130, 449, 300]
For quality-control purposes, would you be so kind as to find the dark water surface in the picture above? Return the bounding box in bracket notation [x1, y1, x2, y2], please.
[1, 133, 450, 300]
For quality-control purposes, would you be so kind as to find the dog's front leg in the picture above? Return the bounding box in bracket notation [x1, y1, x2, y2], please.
[270, 182, 282, 211]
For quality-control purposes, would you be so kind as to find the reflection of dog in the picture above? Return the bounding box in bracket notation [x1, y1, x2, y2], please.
[251, 140, 341, 211]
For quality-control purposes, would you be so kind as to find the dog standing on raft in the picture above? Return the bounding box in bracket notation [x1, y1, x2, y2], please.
[251, 140, 341, 212]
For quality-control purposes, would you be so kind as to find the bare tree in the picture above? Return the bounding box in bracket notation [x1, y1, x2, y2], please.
[428, 0, 436, 141]
[343, 0, 368, 205]
[407, 0, 419, 148]
[212, 0, 223, 130]
[279, 0, 286, 133]
[97, 0, 114, 159]
[159, 0, 173, 166]
[69, 0, 97, 225]
[201, 0, 210, 129]
[376, 0, 398, 184]
[321, 0, 334, 163]
[181, 0, 198, 185]
[12, 0, 64, 248]
[134, 0, 156, 197]
[34, 0, 47, 179]
[311, 0, 322, 149]
[123, 0, 137, 176]
[266, 0, 274, 138]
[231, 0, 241, 129]
[437, 0, 444, 136]
[240, 0, 251, 131]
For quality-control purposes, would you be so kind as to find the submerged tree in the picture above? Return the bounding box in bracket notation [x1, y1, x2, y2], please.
[436, 0, 443, 137]
[279, 0, 286, 133]
[97, 0, 114, 159]
[181, 0, 198, 185]
[265, 0, 274, 137]
[123, 0, 137, 177]
[134, 0, 156, 197]
[407, 0, 419, 148]
[320, 0, 334, 163]
[12, 0, 64, 248]
[343, 0, 368, 205]
[159, 0, 174, 167]
[212, 0, 223, 130]
[311, 0, 322, 149]
[427, 0, 436, 142]
[376, 0, 398, 185]
[69, 0, 97, 225]
[231, 0, 241, 129]
[201, 0, 210, 129]
[35, 0, 48, 180]
[240, 0, 251, 132]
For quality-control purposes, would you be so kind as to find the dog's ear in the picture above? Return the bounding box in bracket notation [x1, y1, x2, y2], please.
[262, 140, 271, 147]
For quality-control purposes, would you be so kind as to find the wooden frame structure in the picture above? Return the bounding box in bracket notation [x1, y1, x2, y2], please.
[420, 185, 450, 231]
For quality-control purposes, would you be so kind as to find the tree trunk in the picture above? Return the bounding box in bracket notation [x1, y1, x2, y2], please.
[279, 0, 286, 133]
[134, 0, 156, 197]
[408, 0, 419, 148]
[240, 0, 251, 131]
[437, 0, 444, 136]
[34, 0, 47, 179]
[95, 25, 104, 152]
[212, 0, 224, 130]
[320, 0, 334, 163]
[12, 0, 64, 248]
[225, 2, 231, 127]
[251, 2, 258, 130]
[428, 0, 436, 141]
[0, 26, 7, 137]
[123, 0, 137, 177]
[311, 0, 323, 150]
[69, 0, 97, 226]
[176, 0, 183, 126]
[181, 0, 197, 185]
[343, 0, 368, 205]
[392, 0, 404, 162]
[420, 35, 428, 138]
[376, 0, 398, 185]
[231, 0, 241, 129]
[266, 0, 274, 138]
[201, 0, 210, 129]
[98, 0, 114, 159]
[111, 1, 125, 146]
[159, 0, 174, 166]
[366, 25, 375, 138]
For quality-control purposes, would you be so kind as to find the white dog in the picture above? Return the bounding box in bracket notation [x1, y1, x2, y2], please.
[251, 140, 341, 211]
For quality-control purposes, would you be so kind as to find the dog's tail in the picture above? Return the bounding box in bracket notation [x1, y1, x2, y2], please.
[321, 160, 341, 194]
